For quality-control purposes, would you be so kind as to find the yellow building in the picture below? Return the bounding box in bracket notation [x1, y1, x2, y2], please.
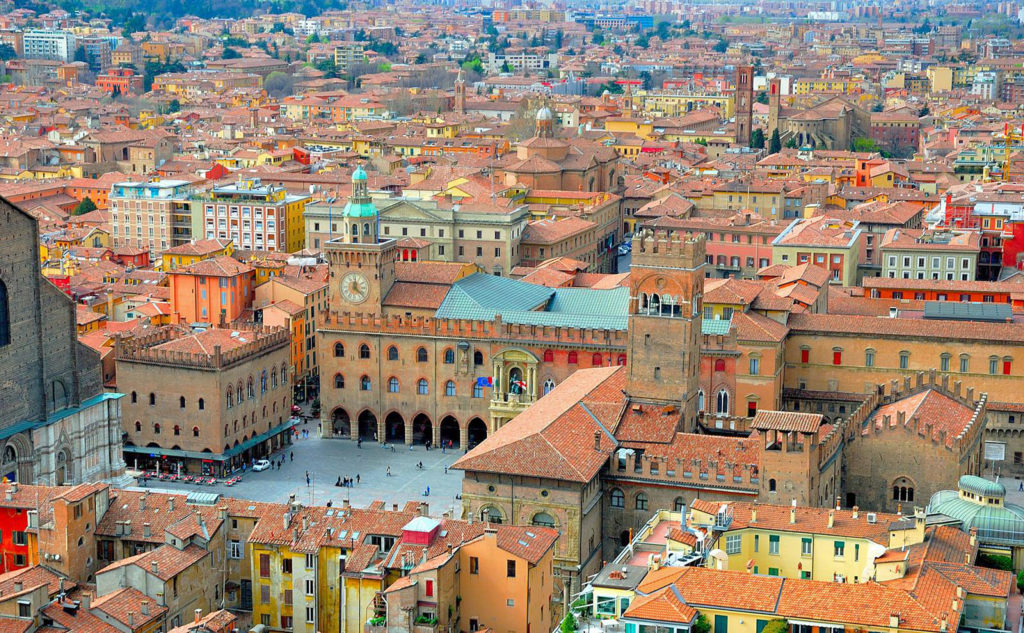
[636, 92, 734, 118]
[771, 217, 861, 286]
[160, 238, 234, 271]
[927, 66, 954, 94]
[792, 78, 861, 95]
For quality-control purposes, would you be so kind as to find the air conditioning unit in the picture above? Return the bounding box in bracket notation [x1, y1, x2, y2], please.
[866, 512, 877, 524]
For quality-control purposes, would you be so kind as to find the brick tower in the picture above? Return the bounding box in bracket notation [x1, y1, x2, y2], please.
[734, 65, 754, 147]
[768, 77, 782, 139]
[625, 229, 706, 431]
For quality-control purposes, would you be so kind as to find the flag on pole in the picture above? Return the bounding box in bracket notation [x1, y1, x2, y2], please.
[476, 377, 493, 387]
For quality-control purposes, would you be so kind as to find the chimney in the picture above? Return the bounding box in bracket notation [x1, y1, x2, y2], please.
[219, 506, 228, 520]
[4, 488, 10, 502]
[283, 512, 291, 530]
[141, 600, 149, 616]
[143, 522, 151, 538]
[140, 491, 148, 510]
[790, 501, 797, 524]
[969, 527, 977, 547]
[852, 506, 859, 519]
[750, 504, 758, 523]
[827, 510, 835, 528]
[81, 593, 90, 609]
[342, 499, 351, 509]
[128, 612, 134, 627]
[168, 497, 174, 511]
[835, 496, 841, 510]
[420, 502, 429, 517]
[302, 516, 308, 531]
[392, 503, 398, 512]
[594, 430, 601, 451]
[195, 609, 202, 624]
[889, 614, 900, 628]
[150, 560, 158, 575]
[941, 614, 948, 632]
[13, 582, 21, 592]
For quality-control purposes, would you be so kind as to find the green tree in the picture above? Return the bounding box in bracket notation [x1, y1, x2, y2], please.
[168, 98, 181, 113]
[769, 128, 782, 154]
[1017, 569, 1024, 592]
[123, 12, 146, 37]
[592, 30, 605, 45]
[222, 47, 241, 59]
[461, 56, 483, 74]
[713, 38, 729, 53]
[271, 22, 286, 33]
[693, 614, 711, 633]
[73, 197, 97, 216]
[560, 612, 576, 633]
[785, 137, 798, 149]
[0, 43, 17, 60]
[919, 104, 930, 116]
[852, 136, 881, 153]
[762, 620, 789, 633]
[751, 128, 765, 149]
[636, 34, 650, 48]
[73, 46, 88, 64]
[756, 91, 769, 104]
[977, 553, 1014, 571]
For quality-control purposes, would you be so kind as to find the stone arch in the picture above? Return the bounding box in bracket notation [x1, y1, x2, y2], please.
[439, 416, 459, 447]
[358, 410, 378, 442]
[412, 413, 432, 445]
[331, 408, 350, 436]
[1, 434, 31, 483]
[479, 505, 504, 524]
[384, 411, 405, 443]
[467, 417, 487, 448]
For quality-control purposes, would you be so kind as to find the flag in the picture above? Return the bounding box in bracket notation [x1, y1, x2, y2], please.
[476, 377, 493, 387]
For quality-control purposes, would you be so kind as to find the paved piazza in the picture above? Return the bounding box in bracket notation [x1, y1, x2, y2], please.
[126, 431, 466, 515]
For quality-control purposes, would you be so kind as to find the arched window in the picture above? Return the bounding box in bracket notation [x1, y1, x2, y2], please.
[543, 379, 556, 395]
[359, 344, 371, 359]
[153, 423, 161, 435]
[387, 346, 399, 361]
[149, 393, 156, 406]
[134, 421, 141, 432]
[697, 389, 705, 412]
[674, 497, 685, 512]
[716, 389, 730, 415]
[417, 379, 429, 395]
[226, 390, 233, 408]
[193, 426, 200, 437]
[334, 374, 345, 389]
[893, 478, 915, 502]
[543, 349, 554, 362]
[714, 359, 726, 372]
[445, 381, 456, 396]
[334, 342, 345, 358]
[610, 489, 625, 508]
[416, 347, 428, 363]
[769, 478, 777, 492]
[179, 396, 186, 409]
[281, 365, 288, 384]
[635, 493, 649, 511]
[592, 353, 603, 366]
[473, 384, 484, 398]
[173, 425, 180, 436]
[247, 378, 255, 399]
[131, 391, 137, 404]
[198, 398, 204, 410]
[617, 354, 627, 366]
[474, 350, 484, 366]
[443, 349, 455, 364]
[360, 376, 372, 391]
[0, 280, 9, 347]
[481, 507, 503, 524]
[568, 351, 578, 364]
[224, 424, 228, 435]
[236, 384, 243, 403]
[271, 369, 278, 389]
[388, 377, 399, 393]
[532, 512, 556, 528]
[261, 370, 267, 394]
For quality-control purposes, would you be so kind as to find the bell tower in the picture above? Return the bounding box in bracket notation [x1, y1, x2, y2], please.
[325, 166, 396, 315]
[454, 68, 466, 115]
[625, 229, 706, 432]
[734, 65, 754, 147]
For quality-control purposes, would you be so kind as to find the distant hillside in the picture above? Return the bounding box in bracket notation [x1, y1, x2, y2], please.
[16, 0, 349, 23]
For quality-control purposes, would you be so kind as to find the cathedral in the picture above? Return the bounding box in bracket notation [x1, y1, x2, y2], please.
[0, 197, 125, 485]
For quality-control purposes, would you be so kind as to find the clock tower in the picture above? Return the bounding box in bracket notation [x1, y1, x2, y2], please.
[324, 166, 396, 315]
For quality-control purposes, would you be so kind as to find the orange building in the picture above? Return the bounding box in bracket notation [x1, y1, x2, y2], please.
[96, 67, 144, 96]
[168, 256, 255, 325]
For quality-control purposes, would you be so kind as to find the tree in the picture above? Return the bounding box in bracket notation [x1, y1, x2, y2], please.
[636, 34, 650, 48]
[592, 30, 605, 45]
[264, 71, 295, 98]
[0, 43, 16, 60]
[852, 137, 881, 153]
[168, 98, 181, 113]
[919, 104, 930, 116]
[73, 197, 97, 216]
[560, 612, 576, 633]
[123, 12, 146, 37]
[222, 47, 241, 59]
[713, 38, 729, 53]
[755, 91, 769, 104]
[1017, 569, 1024, 592]
[73, 46, 88, 64]
[977, 553, 1013, 571]
[769, 128, 782, 154]
[762, 620, 788, 633]
[693, 614, 711, 633]
[785, 137, 798, 149]
[751, 128, 765, 149]
[461, 55, 484, 74]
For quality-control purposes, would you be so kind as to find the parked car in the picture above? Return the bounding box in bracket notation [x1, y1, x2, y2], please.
[253, 459, 271, 471]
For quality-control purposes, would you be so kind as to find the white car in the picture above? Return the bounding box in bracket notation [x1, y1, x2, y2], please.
[253, 459, 271, 472]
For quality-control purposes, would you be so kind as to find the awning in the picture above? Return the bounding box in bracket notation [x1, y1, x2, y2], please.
[123, 419, 296, 461]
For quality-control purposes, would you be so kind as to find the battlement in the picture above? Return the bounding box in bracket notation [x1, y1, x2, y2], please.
[115, 325, 290, 370]
[320, 311, 629, 347]
[608, 438, 760, 493]
[631, 228, 707, 269]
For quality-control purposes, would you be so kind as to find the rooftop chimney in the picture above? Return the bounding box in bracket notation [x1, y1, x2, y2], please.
[827, 510, 835, 529]
[143, 523, 151, 538]
[141, 600, 149, 616]
[140, 491, 148, 510]
[790, 504, 796, 524]
[13, 582, 22, 592]
[594, 430, 601, 451]
[168, 497, 174, 511]
[852, 506, 859, 519]
[195, 608, 202, 624]
[128, 612, 134, 627]
[150, 560, 158, 575]
[420, 502, 429, 517]
[750, 504, 758, 523]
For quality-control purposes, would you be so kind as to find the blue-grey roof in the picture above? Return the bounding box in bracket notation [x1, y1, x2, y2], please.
[702, 319, 732, 335]
[434, 273, 629, 330]
[927, 488, 1024, 546]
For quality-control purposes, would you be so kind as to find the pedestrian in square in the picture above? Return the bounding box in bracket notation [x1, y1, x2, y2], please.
[386, 466, 391, 477]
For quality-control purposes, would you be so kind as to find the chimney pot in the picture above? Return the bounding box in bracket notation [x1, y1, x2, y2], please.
[141, 600, 149, 616]
[827, 510, 835, 528]
[195, 608, 202, 624]
[128, 612, 134, 627]
[150, 560, 158, 574]
[852, 506, 859, 519]
[594, 430, 602, 451]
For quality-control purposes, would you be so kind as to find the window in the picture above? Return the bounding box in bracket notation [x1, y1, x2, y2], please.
[0, 281, 10, 347]
[507, 560, 516, 578]
[834, 541, 845, 557]
[425, 579, 434, 597]
[801, 537, 812, 556]
[445, 380, 456, 396]
[306, 553, 315, 569]
[17, 601, 30, 618]
[334, 342, 344, 357]
[173, 424, 181, 436]
[306, 607, 315, 623]
[635, 493, 649, 511]
[800, 348, 809, 363]
[149, 393, 156, 406]
[960, 355, 970, 373]
[469, 557, 479, 574]
[229, 540, 243, 559]
[769, 534, 780, 555]
[179, 396, 186, 408]
[283, 589, 292, 605]
[260, 585, 270, 604]
[416, 347, 428, 362]
[388, 377, 399, 393]
[281, 616, 292, 629]
[305, 579, 314, 594]
[1004, 358, 1013, 375]
[610, 488, 625, 508]
[592, 353, 603, 366]
[833, 349, 842, 365]
[532, 512, 556, 528]
[899, 351, 909, 370]
[417, 379, 429, 395]
[282, 558, 293, 574]
[725, 534, 741, 554]
[674, 497, 685, 511]
[193, 426, 200, 437]
[543, 379, 555, 395]
[747, 400, 757, 417]
[444, 348, 455, 364]
[716, 389, 729, 415]
[335, 374, 345, 389]
[360, 376, 371, 391]
[387, 346, 398, 361]
[990, 357, 999, 375]
[865, 349, 875, 367]
[259, 554, 270, 577]
[568, 351, 578, 364]
[768, 478, 776, 492]
[749, 357, 760, 375]
[473, 384, 483, 398]
[359, 344, 370, 359]
[543, 349, 554, 362]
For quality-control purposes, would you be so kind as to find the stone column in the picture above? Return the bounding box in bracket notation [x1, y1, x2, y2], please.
[459, 425, 468, 451]
[376, 418, 385, 444]
[404, 422, 413, 445]
[527, 365, 537, 402]
[349, 422, 358, 442]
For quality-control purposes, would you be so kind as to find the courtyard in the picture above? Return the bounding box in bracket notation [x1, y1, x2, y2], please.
[126, 431, 467, 515]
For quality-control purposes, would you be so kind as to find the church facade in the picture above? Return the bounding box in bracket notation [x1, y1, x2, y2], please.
[0, 196, 125, 486]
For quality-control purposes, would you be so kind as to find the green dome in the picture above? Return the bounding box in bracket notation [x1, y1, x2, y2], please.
[958, 475, 1005, 499]
[342, 197, 377, 218]
[928, 487, 1024, 546]
[353, 166, 367, 181]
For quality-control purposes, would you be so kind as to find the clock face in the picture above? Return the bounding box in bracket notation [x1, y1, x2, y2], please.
[340, 272, 369, 304]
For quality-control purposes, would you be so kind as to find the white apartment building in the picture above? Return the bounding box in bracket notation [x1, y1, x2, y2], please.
[23, 29, 76, 62]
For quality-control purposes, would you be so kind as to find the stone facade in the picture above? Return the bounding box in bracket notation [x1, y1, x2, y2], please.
[0, 196, 124, 485]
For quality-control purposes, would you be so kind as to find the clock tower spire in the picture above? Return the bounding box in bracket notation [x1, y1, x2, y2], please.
[325, 166, 396, 315]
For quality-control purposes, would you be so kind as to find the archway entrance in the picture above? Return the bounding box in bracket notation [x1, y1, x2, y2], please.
[385, 412, 405, 443]
[332, 408, 350, 437]
[412, 413, 432, 445]
[0, 445, 17, 482]
[439, 416, 460, 448]
[467, 418, 487, 448]
[358, 411, 378, 442]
